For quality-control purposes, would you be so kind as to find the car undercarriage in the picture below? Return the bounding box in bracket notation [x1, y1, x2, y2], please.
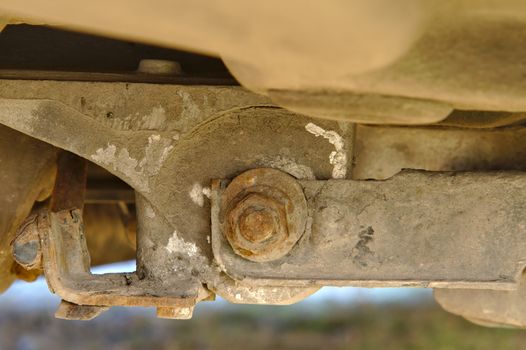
[1, 1, 526, 328]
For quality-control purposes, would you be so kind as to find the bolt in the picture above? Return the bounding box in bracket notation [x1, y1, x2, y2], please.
[238, 208, 275, 243]
[221, 168, 308, 262]
[13, 240, 40, 266]
[226, 192, 288, 260]
[137, 59, 183, 75]
[11, 212, 43, 270]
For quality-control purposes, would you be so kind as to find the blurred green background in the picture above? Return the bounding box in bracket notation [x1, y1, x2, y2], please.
[1, 262, 525, 350]
[3, 299, 526, 350]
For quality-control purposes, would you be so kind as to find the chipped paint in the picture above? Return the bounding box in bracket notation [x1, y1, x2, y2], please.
[109, 106, 169, 131]
[166, 230, 199, 257]
[227, 286, 281, 304]
[140, 134, 174, 175]
[222, 283, 318, 305]
[140, 106, 167, 130]
[91, 144, 149, 192]
[189, 183, 211, 207]
[202, 187, 211, 199]
[258, 155, 315, 179]
[145, 204, 156, 219]
[177, 90, 201, 120]
[91, 134, 174, 192]
[305, 122, 347, 179]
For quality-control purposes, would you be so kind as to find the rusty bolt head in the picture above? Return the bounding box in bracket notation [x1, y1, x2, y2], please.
[238, 208, 275, 243]
[221, 168, 307, 262]
[227, 193, 289, 254]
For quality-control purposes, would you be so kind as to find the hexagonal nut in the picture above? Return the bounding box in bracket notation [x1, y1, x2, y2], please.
[220, 168, 308, 263]
[225, 192, 293, 262]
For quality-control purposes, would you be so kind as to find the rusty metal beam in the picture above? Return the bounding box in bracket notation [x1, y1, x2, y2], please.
[50, 152, 88, 212]
[212, 169, 526, 289]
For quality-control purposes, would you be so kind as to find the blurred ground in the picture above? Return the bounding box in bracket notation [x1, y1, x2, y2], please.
[3, 301, 526, 350]
[1, 262, 525, 350]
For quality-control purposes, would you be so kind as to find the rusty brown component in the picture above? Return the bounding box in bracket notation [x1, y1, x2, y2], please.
[55, 300, 109, 321]
[25, 150, 208, 318]
[237, 204, 276, 243]
[50, 152, 88, 212]
[221, 168, 307, 262]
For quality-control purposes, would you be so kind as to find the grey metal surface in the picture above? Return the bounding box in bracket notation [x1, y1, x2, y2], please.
[353, 125, 526, 180]
[213, 170, 526, 289]
[435, 280, 526, 329]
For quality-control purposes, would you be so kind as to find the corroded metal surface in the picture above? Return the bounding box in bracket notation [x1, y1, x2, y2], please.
[220, 168, 307, 262]
[0, 80, 350, 306]
[2, 77, 526, 327]
[213, 170, 526, 289]
[35, 152, 208, 316]
[0, 79, 351, 305]
[50, 152, 88, 212]
[55, 300, 109, 321]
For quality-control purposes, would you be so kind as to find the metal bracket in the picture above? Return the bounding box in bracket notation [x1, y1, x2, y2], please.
[13, 152, 208, 320]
